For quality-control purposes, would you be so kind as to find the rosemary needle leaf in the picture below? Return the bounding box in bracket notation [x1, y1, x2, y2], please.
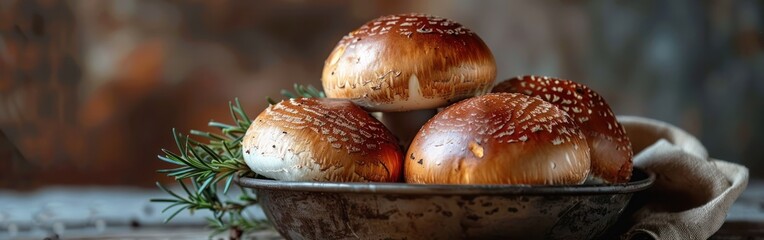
[165, 168, 195, 177]
[228, 101, 240, 127]
[155, 182, 187, 202]
[222, 127, 246, 134]
[186, 139, 205, 148]
[280, 89, 296, 99]
[165, 205, 189, 223]
[197, 176, 215, 194]
[206, 217, 225, 228]
[236, 120, 249, 128]
[212, 172, 230, 185]
[157, 155, 182, 165]
[307, 85, 325, 98]
[223, 174, 235, 194]
[172, 128, 185, 157]
[160, 202, 185, 214]
[238, 191, 255, 200]
[209, 122, 237, 130]
[229, 136, 244, 146]
[293, 83, 302, 94]
[160, 149, 183, 162]
[187, 146, 211, 170]
[234, 98, 251, 124]
[222, 141, 235, 159]
[158, 166, 190, 173]
[199, 144, 222, 162]
[179, 180, 193, 197]
[190, 130, 225, 141]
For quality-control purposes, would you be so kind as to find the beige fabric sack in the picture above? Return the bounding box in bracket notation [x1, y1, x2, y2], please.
[613, 116, 749, 240]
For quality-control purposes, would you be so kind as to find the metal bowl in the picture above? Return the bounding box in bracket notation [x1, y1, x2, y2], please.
[238, 168, 654, 240]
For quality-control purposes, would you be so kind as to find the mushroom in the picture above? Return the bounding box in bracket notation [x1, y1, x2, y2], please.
[242, 98, 403, 182]
[492, 75, 633, 183]
[321, 13, 496, 147]
[405, 93, 591, 185]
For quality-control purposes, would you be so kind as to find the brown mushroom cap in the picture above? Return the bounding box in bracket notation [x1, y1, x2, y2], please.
[322, 13, 497, 112]
[492, 76, 633, 183]
[242, 98, 403, 182]
[405, 93, 591, 185]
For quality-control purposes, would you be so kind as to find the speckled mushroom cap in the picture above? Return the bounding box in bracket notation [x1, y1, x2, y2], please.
[242, 98, 403, 182]
[322, 13, 497, 112]
[405, 93, 591, 185]
[492, 76, 633, 183]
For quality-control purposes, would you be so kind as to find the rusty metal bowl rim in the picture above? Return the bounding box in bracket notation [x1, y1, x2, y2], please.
[237, 167, 654, 195]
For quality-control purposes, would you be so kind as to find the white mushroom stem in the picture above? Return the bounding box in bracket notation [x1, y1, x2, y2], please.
[372, 109, 437, 150]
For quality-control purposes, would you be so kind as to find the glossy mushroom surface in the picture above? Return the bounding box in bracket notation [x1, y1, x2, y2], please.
[493, 76, 633, 183]
[242, 98, 404, 182]
[406, 93, 591, 185]
[322, 13, 496, 112]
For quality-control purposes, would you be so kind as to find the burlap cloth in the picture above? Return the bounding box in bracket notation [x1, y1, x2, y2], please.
[607, 116, 749, 240]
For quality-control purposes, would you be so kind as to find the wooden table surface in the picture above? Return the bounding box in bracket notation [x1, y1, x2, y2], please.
[2, 180, 762, 240]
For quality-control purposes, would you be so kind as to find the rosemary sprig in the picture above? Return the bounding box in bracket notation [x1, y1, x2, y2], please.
[151, 98, 265, 237]
[268, 83, 326, 104]
[151, 85, 324, 238]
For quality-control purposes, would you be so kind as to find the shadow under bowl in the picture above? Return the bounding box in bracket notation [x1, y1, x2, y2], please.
[238, 168, 654, 240]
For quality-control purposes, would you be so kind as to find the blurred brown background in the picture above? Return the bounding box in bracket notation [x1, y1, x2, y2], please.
[1, 0, 762, 189]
